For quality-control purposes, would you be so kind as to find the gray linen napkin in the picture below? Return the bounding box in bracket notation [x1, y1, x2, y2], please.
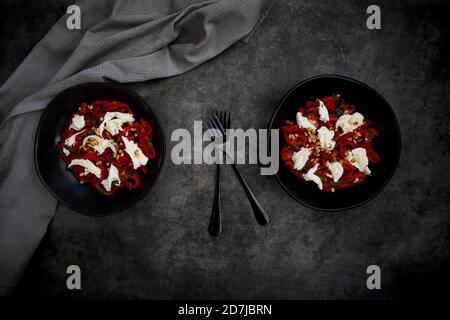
[0, 0, 273, 295]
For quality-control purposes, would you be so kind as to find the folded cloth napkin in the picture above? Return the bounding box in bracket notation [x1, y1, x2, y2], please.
[0, 0, 273, 295]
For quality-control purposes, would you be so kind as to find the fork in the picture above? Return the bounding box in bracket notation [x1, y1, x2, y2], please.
[208, 111, 271, 227]
[204, 117, 224, 236]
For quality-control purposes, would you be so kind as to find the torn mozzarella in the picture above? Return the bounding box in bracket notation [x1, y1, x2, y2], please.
[318, 100, 330, 122]
[101, 164, 121, 192]
[291, 147, 312, 171]
[69, 114, 85, 131]
[68, 159, 102, 179]
[304, 163, 323, 190]
[326, 161, 344, 183]
[296, 112, 316, 130]
[336, 112, 364, 134]
[99, 112, 134, 136]
[347, 147, 371, 175]
[62, 148, 70, 156]
[317, 126, 336, 150]
[122, 136, 148, 169]
[82, 135, 116, 154]
[64, 130, 85, 147]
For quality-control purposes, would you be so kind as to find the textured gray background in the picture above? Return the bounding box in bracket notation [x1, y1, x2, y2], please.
[1, 0, 449, 299]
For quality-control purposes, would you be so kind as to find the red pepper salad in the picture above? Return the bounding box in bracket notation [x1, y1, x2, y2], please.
[57, 100, 156, 196]
[280, 95, 380, 192]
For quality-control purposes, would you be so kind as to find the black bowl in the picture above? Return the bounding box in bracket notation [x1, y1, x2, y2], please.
[35, 83, 165, 215]
[269, 75, 401, 211]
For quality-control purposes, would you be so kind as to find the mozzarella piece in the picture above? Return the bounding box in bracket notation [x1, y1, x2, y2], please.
[291, 147, 312, 171]
[304, 163, 323, 190]
[64, 130, 85, 147]
[347, 147, 371, 175]
[296, 112, 316, 130]
[336, 112, 364, 134]
[82, 135, 116, 154]
[68, 159, 102, 179]
[326, 161, 344, 183]
[99, 112, 134, 136]
[122, 136, 148, 169]
[318, 100, 329, 122]
[101, 164, 121, 192]
[69, 114, 85, 131]
[317, 126, 336, 150]
[62, 148, 70, 156]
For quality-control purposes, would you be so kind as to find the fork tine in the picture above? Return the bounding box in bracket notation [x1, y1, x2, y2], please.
[213, 112, 226, 134]
[221, 111, 226, 129]
[206, 118, 222, 138]
[204, 119, 214, 135]
[203, 120, 211, 138]
[203, 119, 211, 130]
[217, 111, 222, 127]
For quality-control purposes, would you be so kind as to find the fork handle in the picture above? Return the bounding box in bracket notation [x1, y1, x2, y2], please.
[209, 164, 222, 236]
[231, 164, 270, 226]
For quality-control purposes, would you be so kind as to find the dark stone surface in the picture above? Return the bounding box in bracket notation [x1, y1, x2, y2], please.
[1, 0, 449, 299]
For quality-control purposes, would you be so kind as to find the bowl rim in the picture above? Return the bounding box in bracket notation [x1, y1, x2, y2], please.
[268, 74, 402, 212]
[34, 82, 166, 216]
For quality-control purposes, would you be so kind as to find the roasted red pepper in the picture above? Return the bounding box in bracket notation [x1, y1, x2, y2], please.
[56, 100, 156, 196]
[280, 94, 380, 192]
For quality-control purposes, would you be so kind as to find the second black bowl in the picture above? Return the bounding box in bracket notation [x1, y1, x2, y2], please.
[269, 75, 401, 211]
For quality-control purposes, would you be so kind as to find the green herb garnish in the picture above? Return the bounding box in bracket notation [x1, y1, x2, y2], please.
[334, 106, 344, 116]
